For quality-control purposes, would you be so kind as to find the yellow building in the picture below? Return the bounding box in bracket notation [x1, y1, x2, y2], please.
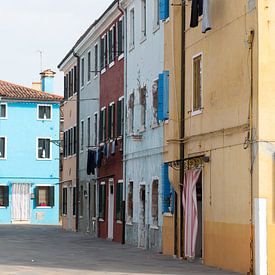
[163, 0, 275, 274]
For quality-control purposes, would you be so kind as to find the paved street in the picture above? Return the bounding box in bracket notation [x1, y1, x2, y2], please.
[0, 225, 238, 275]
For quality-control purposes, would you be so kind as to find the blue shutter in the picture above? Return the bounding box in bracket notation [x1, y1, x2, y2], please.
[162, 163, 170, 213]
[160, 0, 169, 21]
[158, 73, 164, 121]
[163, 70, 169, 120]
[170, 186, 175, 214]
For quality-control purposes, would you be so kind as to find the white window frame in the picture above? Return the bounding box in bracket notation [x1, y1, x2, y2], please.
[0, 136, 7, 160]
[36, 137, 52, 160]
[0, 103, 8, 119]
[191, 52, 203, 116]
[129, 8, 135, 51]
[87, 51, 91, 83]
[94, 43, 99, 79]
[37, 104, 52, 121]
[140, 0, 147, 42]
[153, 0, 160, 32]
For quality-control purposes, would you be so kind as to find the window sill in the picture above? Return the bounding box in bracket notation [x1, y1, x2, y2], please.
[129, 44, 135, 52]
[37, 118, 52, 121]
[163, 212, 173, 217]
[150, 225, 159, 230]
[0, 158, 7, 160]
[116, 220, 123, 224]
[93, 74, 98, 80]
[126, 221, 133, 226]
[62, 214, 67, 217]
[191, 109, 203, 117]
[0, 117, 8, 120]
[140, 36, 147, 44]
[153, 24, 160, 34]
[87, 80, 91, 85]
[36, 206, 52, 209]
[36, 158, 52, 161]
[118, 54, 124, 61]
[109, 61, 115, 68]
[99, 218, 105, 222]
[0, 206, 8, 208]
[101, 68, 106, 75]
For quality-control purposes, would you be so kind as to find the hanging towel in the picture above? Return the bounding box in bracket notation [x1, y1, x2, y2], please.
[95, 148, 102, 168]
[87, 150, 96, 175]
[190, 0, 203, 28]
[182, 169, 202, 259]
[106, 142, 110, 158]
[202, 0, 211, 33]
[111, 139, 116, 155]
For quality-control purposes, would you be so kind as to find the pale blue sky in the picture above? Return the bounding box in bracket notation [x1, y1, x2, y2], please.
[0, 0, 113, 95]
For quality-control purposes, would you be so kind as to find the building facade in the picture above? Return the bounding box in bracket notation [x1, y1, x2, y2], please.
[58, 54, 78, 231]
[0, 76, 62, 224]
[121, 0, 165, 251]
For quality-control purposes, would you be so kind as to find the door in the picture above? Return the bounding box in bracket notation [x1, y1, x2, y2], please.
[108, 179, 114, 240]
[67, 187, 72, 230]
[12, 183, 30, 222]
[195, 174, 203, 258]
[138, 185, 146, 248]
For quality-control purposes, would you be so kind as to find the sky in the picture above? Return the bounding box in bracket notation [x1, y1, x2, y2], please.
[0, 0, 113, 95]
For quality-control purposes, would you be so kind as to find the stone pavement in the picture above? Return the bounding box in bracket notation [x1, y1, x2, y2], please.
[0, 225, 238, 275]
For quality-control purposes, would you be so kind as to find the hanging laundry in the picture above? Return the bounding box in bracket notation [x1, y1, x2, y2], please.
[106, 142, 110, 158]
[96, 148, 102, 168]
[87, 150, 96, 175]
[111, 139, 116, 155]
[190, 0, 211, 33]
[103, 143, 107, 156]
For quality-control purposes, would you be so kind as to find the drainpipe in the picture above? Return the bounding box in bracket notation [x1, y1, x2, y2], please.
[73, 50, 80, 232]
[179, 0, 186, 258]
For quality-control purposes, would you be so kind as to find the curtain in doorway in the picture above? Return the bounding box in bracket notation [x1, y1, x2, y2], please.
[182, 169, 201, 258]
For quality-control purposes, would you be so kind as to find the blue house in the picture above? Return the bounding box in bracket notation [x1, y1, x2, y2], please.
[0, 70, 62, 224]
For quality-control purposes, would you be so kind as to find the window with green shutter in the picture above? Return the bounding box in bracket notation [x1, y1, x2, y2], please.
[116, 182, 123, 221]
[99, 184, 106, 219]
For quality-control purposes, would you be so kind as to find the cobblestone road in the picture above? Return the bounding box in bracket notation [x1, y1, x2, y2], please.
[0, 225, 239, 275]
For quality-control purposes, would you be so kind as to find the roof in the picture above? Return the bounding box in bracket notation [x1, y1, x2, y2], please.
[58, 0, 118, 69]
[0, 80, 63, 102]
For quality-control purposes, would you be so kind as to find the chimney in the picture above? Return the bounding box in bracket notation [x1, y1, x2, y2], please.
[40, 69, 56, 93]
[32, 82, 42, 91]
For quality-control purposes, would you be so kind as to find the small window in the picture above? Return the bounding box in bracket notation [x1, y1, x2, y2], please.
[94, 44, 98, 76]
[0, 186, 9, 207]
[129, 9, 135, 48]
[0, 137, 6, 159]
[141, 0, 147, 39]
[152, 80, 159, 125]
[127, 182, 133, 222]
[36, 186, 54, 207]
[37, 138, 51, 159]
[151, 180, 159, 226]
[140, 86, 146, 129]
[99, 183, 106, 219]
[80, 121, 84, 151]
[108, 27, 115, 64]
[81, 57, 85, 87]
[38, 105, 51, 120]
[117, 18, 124, 57]
[0, 104, 7, 119]
[87, 51, 91, 82]
[62, 188, 67, 215]
[73, 126, 77, 155]
[116, 181, 123, 221]
[127, 93, 135, 134]
[74, 65, 78, 94]
[192, 54, 202, 113]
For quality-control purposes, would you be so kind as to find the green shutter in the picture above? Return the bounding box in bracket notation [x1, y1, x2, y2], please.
[4, 186, 9, 207]
[35, 187, 39, 207]
[99, 110, 103, 142]
[108, 106, 112, 139]
[117, 100, 122, 137]
[49, 186, 55, 207]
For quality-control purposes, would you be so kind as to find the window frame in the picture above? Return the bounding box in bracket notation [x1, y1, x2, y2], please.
[0, 185, 9, 207]
[36, 137, 52, 160]
[0, 103, 7, 119]
[35, 185, 54, 208]
[0, 136, 7, 160]
[117, 17, 125, 60]
[141, 0, 147, 41]
[192, 52, 203, 116]
[116, 180, 124, 222]
[94, 43, 99, 78]
[153, 0, 160, 31]
[99, 182, 106, 221]
[37, 104, 52, 121]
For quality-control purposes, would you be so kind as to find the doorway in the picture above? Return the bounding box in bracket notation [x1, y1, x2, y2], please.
[67, 187, 72, 230]
[195, 173, 203, 258]
[12, 183, 30, 222]
[108, 179, 114, 240]
[138, 184, 146, 248]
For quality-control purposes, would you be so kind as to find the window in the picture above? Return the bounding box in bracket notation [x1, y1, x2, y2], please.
[74, 65, 78, 94]
[152, 79, 159, 125]
[108, 103, 115, 139]
[87, 117, 91, 147]
[92, 184, 97, 218]
[80, 185, 84, 217]
[127, 182, 133, 223]
[151, 180, 159, 226]
[129, 8, 135, 48]
[38, 105, 51, 120]
[162, 163, 174, 214]
[127, 93, 134, 134]
[116, 181, 123, 221]
[62, 188, 67, 215]
[36, 186, 54, 207]
[81, 57, 85, 87]
[69, 69, 73, 97]
[64, 75, 68, 100]
[99, 108, 106, 142]
[193, 54, 202, 113]
[100, 36, 105, 70]
[0, 186, 9, 207]
[117, 97, 124, 137]
[158, 71, 169, 121]
[87, 51, 91, 82]
[154, 0, 160, 29]
[99, 183, 106, 219]
[37, 138, 51, 159]
[0, 137, 6, 159]
[0, 104, 7, 119]
[140, 86, 146, 129]
[108, 27, 115, 64]
[69, 128, 72, 156]
[73, 187, 76, 216]
[73, 126, 77, 155]
[117, 18, 124, 57]
[94, 44, 98, 76]
[141, 0, 147, 39]
[94, 113, 98, 145]
[160, 0, 169, 21]
[80, 120, 84, 151]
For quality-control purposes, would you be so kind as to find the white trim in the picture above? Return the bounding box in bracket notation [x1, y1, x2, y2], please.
[0, 103, 8, 119]
[191, 52, 203, 116]
[36, 206, 52, 209]
[36, 137, 52, 160]
[118, 96, 124, 101]
[35, 184, 54, 187]
[101, 106, 106, 111]
[109, 61, 115, 68]
[100, 181, 106, 185]
[118, 53, 124, 61]
[0, 136, 7, 160]
[101, 68, 106, 74]
[37, 104, 52, 121]
[109, 101, 115, 106]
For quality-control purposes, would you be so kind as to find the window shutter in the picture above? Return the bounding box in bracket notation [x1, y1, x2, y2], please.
[121, 98, 124, 136]
[64, 75, 68, 100]
[35, 187, 39, 207]
[49, 186, 55, 207]
[162, 163, 170, 213]
[117, 100, 122, 136]
[158, 73, 164, 121]
[163, 70, 169, 120]
[108, 106, 112, 139]
[100, 37, 104, 70]
[102, 185, 106, 218]
[4, 186, 9, 207]
[99, 110, 103, 142]
[74, 66, 77, 94]
[160, 0, 169, 21]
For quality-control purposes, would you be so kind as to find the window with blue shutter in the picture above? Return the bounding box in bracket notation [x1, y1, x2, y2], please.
[162, 163, 171, 213]
[158, 71, 169, 121]
[160, 0, 169, 21]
